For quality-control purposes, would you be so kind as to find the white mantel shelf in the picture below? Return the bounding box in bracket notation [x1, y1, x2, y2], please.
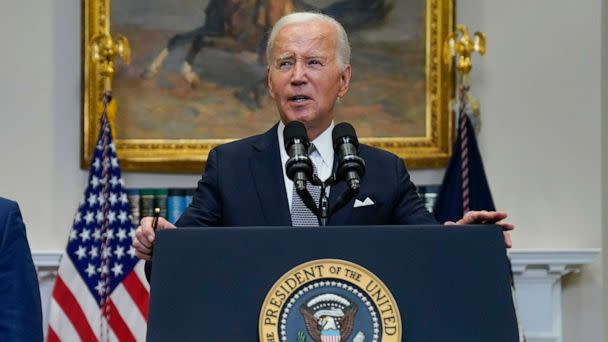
[508, 249, 600, 342]
[509, 249, 600, 274]
[32, 251, 62, 268]
[32, 249, 600, 341]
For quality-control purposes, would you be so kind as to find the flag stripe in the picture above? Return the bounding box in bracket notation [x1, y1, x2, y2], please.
[107, 322, 119, 342]
[107, 299, 137, 342]
[112, 283, 148, 341]
[122, 270, 150, 320]
[47, 326, 60, 342]
[57, 255, 102, 334]
[52, 276, 99, 342]
[134, 261, 150, 291]
[48, 297, 87, 342]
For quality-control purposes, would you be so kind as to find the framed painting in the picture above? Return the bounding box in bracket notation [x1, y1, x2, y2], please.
[82, 0, 454, 172]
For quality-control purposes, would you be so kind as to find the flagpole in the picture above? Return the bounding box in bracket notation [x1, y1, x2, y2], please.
[444, 25, 486, 215]
[90, 17, 131, 342]
[48, 31, 149, 340]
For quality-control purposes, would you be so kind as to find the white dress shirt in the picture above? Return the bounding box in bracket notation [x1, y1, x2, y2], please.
[278, 121, 334, 210]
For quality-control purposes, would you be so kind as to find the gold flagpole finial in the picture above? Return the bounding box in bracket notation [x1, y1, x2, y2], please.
[90, 31, 130, 131]
[444, 24, 486, 135]
[444, 24, 486, 77]
[90, 33, 131, 92]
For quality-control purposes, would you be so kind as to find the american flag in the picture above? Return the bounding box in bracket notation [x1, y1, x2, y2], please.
[47, 94, 149, 341]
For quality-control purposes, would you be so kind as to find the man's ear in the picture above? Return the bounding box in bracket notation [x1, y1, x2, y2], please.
[267, 70, 276, 99]
[337, 64, 352, 98]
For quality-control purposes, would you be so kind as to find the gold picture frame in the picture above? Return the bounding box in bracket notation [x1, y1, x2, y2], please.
[82, 0, 454, 173]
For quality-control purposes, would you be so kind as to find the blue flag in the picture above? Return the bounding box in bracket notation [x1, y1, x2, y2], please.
[433, 112, 495, 223]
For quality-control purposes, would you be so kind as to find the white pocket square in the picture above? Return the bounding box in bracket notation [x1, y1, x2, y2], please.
[354, 197, 375, 208]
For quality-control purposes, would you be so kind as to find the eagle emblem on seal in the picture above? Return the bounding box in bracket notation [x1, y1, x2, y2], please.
[299, 293, 364, 342]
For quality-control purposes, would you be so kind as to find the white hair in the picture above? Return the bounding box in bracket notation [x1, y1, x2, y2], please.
[265, 12, 351, 72]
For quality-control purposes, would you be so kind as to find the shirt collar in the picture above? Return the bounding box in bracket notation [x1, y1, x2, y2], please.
[310, 122, 334, 167]
[277, 121, 334, 166]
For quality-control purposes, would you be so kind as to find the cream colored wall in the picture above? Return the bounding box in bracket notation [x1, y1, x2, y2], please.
[0, 0, 605, 339]
[464, 0, 602, 249]
[0, 0, 85, 250]
[458, 0, 605, 340]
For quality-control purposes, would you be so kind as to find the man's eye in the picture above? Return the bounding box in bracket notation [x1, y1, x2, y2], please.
[278, 61, 292, 68]
[308, 60, 322, 66]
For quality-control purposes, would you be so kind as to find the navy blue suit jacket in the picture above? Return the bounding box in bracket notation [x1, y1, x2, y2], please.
[176, 124, 437, 227]
[0, 197, 43, 341]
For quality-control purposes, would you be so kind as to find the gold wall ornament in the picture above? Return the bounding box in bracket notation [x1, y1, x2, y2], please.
[90, 33, 131, 91]
[444, 24, 486, 76]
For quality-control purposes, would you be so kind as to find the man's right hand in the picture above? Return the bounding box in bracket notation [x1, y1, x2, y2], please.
[132, 216, 176, 260]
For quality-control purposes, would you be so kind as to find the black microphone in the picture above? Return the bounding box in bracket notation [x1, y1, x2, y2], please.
[332, 122, 365, 190]
[283, 121, 313, 191]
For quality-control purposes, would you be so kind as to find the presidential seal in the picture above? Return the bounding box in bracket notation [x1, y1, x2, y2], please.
[259, 259, 402, 342]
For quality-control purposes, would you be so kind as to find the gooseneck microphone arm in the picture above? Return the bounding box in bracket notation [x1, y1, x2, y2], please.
[283, 121, 321, 221]
[327, 122, 366, 219]
[332, 123, 366, 191]
[295, 185, 321, 218]
[330, 184, 359, 217]
[312, 172, 359, 226]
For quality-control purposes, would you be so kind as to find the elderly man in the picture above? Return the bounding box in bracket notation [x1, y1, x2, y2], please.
[133, 12, 513, 261]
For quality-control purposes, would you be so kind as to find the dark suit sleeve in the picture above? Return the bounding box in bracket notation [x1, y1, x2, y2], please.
[0, 201, 43, 341]
[146, 149, 225, 282]
[175, 148, 223, 227]
[392, 158, 439, 225]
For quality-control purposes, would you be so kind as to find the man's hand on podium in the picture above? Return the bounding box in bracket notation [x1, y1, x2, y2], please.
[444, 211, 514, 248]
[132, 216, 176, 260]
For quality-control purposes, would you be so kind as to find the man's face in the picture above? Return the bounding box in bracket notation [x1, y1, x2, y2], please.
[267, 21, 351, 138]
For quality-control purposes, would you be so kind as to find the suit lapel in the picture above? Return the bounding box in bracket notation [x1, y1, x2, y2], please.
[247, 125, 360, 226]
[249, 124, 291, 226]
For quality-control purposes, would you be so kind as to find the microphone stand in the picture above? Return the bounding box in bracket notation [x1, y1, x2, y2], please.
[302, 174, 359, 226]
[295, 177, 328, 226]
[314, 175, 331, 226]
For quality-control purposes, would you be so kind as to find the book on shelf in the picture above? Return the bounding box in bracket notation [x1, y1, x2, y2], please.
[125, 187, 196, 224]
[154, 188, 168, 219]
[126, 188, 140, 227]
[127, 185, 438, 221]
[168, 188, 188, 224]
[139, 188, 155, 218]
